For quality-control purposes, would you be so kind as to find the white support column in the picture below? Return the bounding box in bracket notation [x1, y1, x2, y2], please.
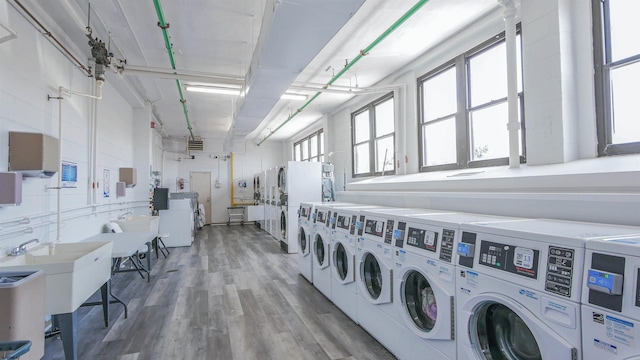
[499, 0, 520, 168]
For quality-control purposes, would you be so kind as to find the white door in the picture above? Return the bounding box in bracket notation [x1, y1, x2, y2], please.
[190, 172, 212, 225]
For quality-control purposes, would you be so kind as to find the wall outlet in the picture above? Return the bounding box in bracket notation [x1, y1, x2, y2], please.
[215, 179, 221, 188]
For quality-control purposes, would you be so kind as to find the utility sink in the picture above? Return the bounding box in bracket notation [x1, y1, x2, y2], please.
[0, 241, 113, 315]
[113, 216, 159, 233]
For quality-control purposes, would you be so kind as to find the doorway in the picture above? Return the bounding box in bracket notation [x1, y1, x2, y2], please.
[190, 172, 212, 225]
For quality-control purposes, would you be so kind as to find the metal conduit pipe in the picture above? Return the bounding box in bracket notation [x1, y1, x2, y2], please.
[257, 0, 430, 145]
[152, 0, 195, 141]
[11, 0, 92, 76]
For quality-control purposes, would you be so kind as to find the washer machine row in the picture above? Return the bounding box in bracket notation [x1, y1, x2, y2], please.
[297, 202, 317, 283]
[582, 236, 640, 360]
[456, 219, 640, 360]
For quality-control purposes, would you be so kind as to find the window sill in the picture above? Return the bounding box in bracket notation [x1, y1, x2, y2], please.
[348, 154, 640, 193]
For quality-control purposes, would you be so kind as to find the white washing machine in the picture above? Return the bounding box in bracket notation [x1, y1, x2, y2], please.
[390, 212, 523, 360]
[582, 236, 640, 360]
[258, 171, 266, 230]
[279, 205, 288, 250]
[312, 204, 334, 299]
[298, 202, 320, 283]
[329, 205, 384, 323]
[356, 207, 418, 356]
[277, 165, 287, 195]
[456, 219, 640, 360]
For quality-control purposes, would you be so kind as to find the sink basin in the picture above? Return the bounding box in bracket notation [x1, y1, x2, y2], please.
[113, 216, 159, 233]
[0, 241, 113, 315]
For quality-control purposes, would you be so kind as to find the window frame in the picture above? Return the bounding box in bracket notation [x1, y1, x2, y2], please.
[293, 129, 324, 162]
[417, 27, 525, 172]
[351, 92, 396, 177]
[592, 0, 640, 156]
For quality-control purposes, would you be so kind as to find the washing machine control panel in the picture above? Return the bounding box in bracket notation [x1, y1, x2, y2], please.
[479, 240, 540, 279]
[405, 227, 438, 252]
[349, 215, 358, 235]
[439, 229, 456, 263]
[384, 220, 395, 244]
[364, 219, 384, 238]
[336, 214, 350, 231]
[587, 269, 623, 295]
[546, 246, 577, 297]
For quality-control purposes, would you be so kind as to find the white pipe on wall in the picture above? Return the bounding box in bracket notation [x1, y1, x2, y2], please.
[500, 0, 520, 168]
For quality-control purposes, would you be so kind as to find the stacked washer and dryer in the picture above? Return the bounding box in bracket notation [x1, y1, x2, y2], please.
[456, 219, 640, 360]
[277, 161, 322, 253]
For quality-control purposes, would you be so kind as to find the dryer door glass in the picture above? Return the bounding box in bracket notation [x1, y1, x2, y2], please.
[316, 235, 326, 265]
[363, 253, 383, 299]
[281, 211, 287, 238]
[335, 243, 348, 280]
[404, 271, 437, 332]
[299, 228, 307, 253]
[474, 302, 541, 360]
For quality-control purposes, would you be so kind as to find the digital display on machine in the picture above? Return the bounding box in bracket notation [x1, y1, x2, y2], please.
[316, 210, 326, 224]
[300, 207, 307, 218]
[479, 240, 539, 279]
[364, 219, 384, 237]
[405, 227, 437, 252]
[336, 215, 350, 230]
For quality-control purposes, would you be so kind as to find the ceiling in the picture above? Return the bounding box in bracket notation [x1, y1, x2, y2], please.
[19, 0, 499, 147]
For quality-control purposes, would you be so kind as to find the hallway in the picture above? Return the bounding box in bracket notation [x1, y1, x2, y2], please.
[43, 225, 396, 359]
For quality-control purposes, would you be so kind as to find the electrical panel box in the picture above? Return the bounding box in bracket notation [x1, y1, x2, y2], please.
[8, 132, 59, 177]
[119, 167, 136, 188]
[0, 172, 22, 206]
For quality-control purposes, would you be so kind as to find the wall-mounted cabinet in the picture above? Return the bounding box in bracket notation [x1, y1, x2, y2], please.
[119, 168, 136, 188]
[8, 132, 59, 178]
[0, 172, 22, 206]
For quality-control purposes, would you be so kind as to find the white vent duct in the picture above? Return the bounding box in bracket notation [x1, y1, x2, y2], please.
[224, 0, 365, 151]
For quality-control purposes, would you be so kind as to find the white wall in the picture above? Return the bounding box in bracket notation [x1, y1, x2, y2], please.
[0, 3, 150, 255]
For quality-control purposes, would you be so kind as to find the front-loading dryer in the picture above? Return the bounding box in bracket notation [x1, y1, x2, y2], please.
[456, 219, 640, 360]
[330, 205, 384, 323]
[297, 202, 318, 283]
[312, 204, 334, 299]
[581, 236, 640, 360]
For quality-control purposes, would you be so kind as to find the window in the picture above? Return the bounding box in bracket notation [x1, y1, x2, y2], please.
[593, 0, 640, 155]
[293, 129, 324, 162]
[418, 29, 524, 171]
[351, 93, 395, 177]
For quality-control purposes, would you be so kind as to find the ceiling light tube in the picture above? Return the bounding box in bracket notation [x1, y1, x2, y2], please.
[186, 86, 241, 96]
[281, 92, 308, 101]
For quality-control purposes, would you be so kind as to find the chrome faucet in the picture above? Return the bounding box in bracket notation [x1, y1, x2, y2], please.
[9, 238, 39, 256]
[117, 211, 133, 220]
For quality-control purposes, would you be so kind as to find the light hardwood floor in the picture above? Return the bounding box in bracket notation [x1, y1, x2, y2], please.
[43, 224, 396, 360]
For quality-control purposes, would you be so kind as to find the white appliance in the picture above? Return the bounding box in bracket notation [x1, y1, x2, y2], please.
[390, 212, 520, 360]
[355, 207, 408, 356]
[266, 167, 278, 237]
[158, 198, 194, 247]
[329, 204, 381, 323]
[298, 202, 320, 283]
[456, 219, 640, 360]
[258, 171, 266, 230]
[582, 236, 640, 360]
[280, 161, 322, 253]
[312, 204, 334, 299]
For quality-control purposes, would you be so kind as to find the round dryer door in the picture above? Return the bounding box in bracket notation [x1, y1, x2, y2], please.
[333, 242, 354, 283]
[280, 210, 287, 238]
[362, 253, 383, 300]
[403, 271, 438, 332]
[473, 302, 541, 360]
[278, 167, 286, 192]
[314, 234, 329, 269]
[299, 227, 308, 256]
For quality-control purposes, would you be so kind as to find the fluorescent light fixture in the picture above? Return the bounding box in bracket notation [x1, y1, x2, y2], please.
[281, 92, 308, 101]
[186, 84, 241, 96]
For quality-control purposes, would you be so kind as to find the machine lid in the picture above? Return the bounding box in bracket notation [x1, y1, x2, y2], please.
[474, 302, 541, 360]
